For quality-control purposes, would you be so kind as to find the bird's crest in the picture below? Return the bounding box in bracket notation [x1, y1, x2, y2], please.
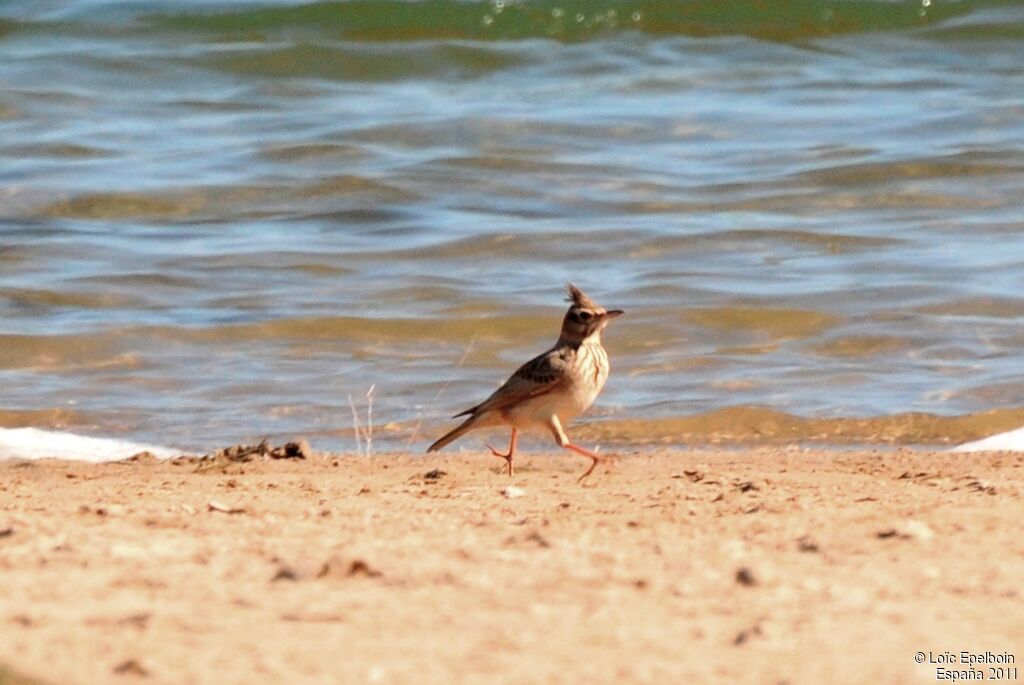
[566, 283, 597, 308]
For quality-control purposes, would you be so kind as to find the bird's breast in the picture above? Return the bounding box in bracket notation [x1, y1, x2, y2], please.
[567, 342, 609, 408]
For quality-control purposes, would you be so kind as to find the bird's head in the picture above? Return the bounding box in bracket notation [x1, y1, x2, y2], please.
[559, 283, 624, 344]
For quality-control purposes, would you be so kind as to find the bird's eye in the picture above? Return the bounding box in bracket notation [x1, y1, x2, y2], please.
[578, 311, 592, 321]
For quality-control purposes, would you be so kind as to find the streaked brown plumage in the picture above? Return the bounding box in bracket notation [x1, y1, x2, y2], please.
[427, 283, 623, 480]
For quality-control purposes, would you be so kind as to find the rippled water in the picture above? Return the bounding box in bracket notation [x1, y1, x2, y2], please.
[2, 0, 1023, 452]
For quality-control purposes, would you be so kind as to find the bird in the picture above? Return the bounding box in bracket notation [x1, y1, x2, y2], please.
[427, 283, 623, 480]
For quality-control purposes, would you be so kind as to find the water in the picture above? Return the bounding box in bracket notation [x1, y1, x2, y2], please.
[2, 0, 1023, 453]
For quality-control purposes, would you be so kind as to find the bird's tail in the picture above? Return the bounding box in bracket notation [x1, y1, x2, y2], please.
[426, 415, 478, 453]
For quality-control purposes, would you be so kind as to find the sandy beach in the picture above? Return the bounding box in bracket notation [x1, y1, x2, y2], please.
[1, 447, 1021, 685]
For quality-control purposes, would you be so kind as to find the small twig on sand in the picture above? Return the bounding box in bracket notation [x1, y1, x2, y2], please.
[365, 384, 374, 456]
[349, 386, 375, 457]
[348, 393, 364, 456]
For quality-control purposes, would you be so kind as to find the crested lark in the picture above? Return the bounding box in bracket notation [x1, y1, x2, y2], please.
[427, 283, 623, 480]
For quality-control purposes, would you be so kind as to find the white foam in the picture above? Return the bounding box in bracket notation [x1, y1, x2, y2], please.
[0, 427, 181, 462]
[952, 426, 1024, 453]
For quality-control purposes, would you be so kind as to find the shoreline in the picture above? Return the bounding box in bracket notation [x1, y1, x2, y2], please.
[2, 448, 1022, 684]
[6, 403, 1024, 464]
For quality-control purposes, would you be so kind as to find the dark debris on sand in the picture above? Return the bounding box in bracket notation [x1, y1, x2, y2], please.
[213, 439, 314, 461]
[112, 659, 148, 677]
[188, 439, 316, 468]
[423, 469, 447, 482]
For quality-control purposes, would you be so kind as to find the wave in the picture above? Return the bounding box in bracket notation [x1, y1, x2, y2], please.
[151, 0, 985, 42]
[0, 427, 181, 462]
[954, 426, 1024, 452]
[577, 405, 1024, 447]
[6, 0, 1002, 43]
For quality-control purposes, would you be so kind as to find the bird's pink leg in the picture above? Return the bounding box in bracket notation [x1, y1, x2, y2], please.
[485, 427, 517, 477]
[546, 415, 603, 481]
[564, 442, 601, 481]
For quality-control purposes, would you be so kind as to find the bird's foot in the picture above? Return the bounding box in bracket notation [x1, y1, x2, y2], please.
[566, 445, 615, 483]
[485, 443, 515, 477]
[577, 452, 621, 482]
[577, 455, 600, 482]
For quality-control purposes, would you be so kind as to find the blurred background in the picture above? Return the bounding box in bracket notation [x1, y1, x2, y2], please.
[1, 0, 1023, 452]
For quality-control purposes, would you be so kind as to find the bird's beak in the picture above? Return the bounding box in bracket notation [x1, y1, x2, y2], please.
[603, 309, 624, 319]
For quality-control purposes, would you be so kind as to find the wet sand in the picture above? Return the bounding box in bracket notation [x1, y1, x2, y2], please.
[1, 447, 1022, 684]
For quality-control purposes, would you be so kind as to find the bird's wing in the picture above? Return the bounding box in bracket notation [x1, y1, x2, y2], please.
[457, 347, 572, 417]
